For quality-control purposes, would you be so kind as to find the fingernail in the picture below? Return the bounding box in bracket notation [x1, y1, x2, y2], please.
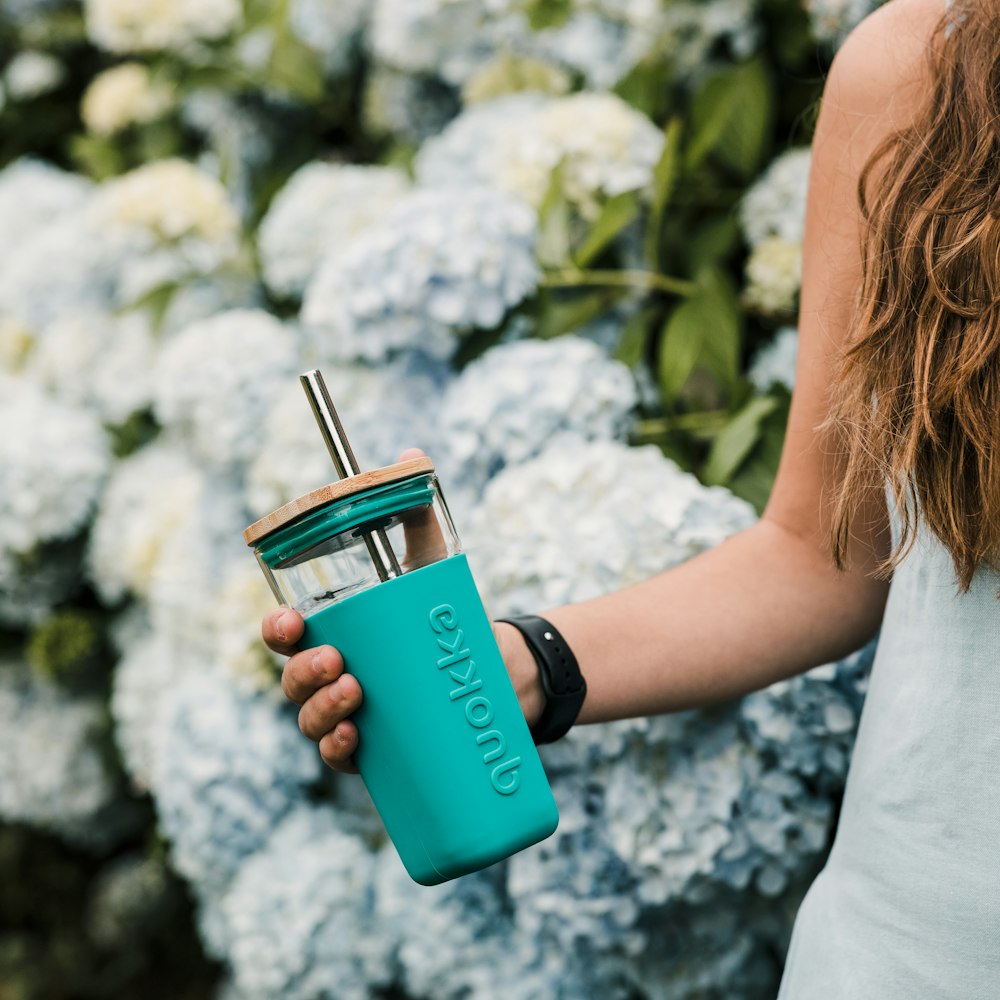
[312, 650, 323, 674]
[275, 611, 292, 642]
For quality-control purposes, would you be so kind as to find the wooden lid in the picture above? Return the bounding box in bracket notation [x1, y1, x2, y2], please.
[244, 456, 435, 546]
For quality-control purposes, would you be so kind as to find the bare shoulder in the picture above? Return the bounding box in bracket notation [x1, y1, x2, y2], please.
[824, 0, 948, 130]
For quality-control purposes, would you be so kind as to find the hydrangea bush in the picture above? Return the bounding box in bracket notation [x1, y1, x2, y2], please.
[0, 1, 887, 997]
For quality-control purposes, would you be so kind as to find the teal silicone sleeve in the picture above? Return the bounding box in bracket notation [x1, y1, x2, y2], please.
[300, 553, 559, 885]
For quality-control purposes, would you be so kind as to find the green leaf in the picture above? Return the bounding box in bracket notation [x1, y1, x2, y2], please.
[725, 392, 791, 512]
[522, 0, 573, 30]
[657, 300, 705, 402]
[657, 266, 742, 403]
[644, 117, 683, 269]
[573, 191, 640, 267]
[534, 288, 619, 340]
[613, 53, 676, 121]
[703, 394, 780, 486]
[615, 308, 654, 368]
[69, 133, 124, 181]
[686, 58, 774, 177]
[265, 18, 327, 103]
[536, 168, 572, 268]
[686, 214, 742, 273]
[694, 267, 741, 391]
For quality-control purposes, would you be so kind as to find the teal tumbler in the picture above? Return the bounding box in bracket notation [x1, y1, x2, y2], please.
[245, 392, 559, 885]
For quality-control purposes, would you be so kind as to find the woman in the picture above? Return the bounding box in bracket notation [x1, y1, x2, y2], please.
[263, 0, 1000, 993]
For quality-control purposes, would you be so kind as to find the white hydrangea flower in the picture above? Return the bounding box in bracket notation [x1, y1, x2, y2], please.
[25, 308, 157, 425]
[213, 558, 283, 692]
[85, 0, 243, 54]
[467, 437, 756, 614]
[216, 807, 392, 1000]
[257, 162, 410, 300]
[2, 50, 64, 100]
[87, 441, 210, 604]
[0, 161, 242, 333]
[111, 627, 202, 791]
[747, 326, 799, 393]
[0, 662, 121, 844]
[436, 336, 637, 508]
[302, 186, 539, 363]
[416, 91, 665, 219]
[486, 5, 648, 92]
[0, 158, 92, 282]
[288, 0, 370, 76]
[742, 236, 802, 316]
[99, 156, 239, 254]
[151, 671, 322, 899]
[81, 62, 175, 135]
[369, 0, 496, 85]
[152, 308, 299, 473]
[739, 147, 812, 248]
[0, 373, 111, 564]
[804, 0, 882, 45]
[145, 482, 249, 656]
[370, 0, 756, 92]
[245, 355, 449, 518]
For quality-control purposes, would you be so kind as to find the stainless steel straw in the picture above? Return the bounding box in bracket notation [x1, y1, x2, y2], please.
[300, 369, 402, 581]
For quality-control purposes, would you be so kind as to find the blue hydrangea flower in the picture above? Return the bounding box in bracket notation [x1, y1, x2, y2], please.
[257, 162, 409, 300]
[152, 308, 299, 474]
[150, 671, 321, 900]
[215, 806, 392, 1000]
[467, 437, 757, 614]
[436, 336, 637, 515]
[302, 186, 539, 363]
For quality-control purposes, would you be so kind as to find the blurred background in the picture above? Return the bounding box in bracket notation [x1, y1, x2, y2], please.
[0, 0, 883, 997]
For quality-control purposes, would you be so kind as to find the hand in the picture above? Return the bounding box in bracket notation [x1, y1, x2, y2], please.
[261, 447, 547, 772]
[261, 447, 452, 774]
[264, 605, 362, 774]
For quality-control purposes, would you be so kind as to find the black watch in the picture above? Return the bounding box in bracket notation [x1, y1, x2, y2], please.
[496, 614, 586, 745]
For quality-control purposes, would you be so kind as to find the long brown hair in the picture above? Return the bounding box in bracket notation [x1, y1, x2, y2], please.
[826, 0, 1000, 594]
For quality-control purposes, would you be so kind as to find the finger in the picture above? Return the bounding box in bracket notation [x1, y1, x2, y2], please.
[298, 673, 363, 743]
[281, 644, 346, 706]
[401, 504, 449, 570]
[262, 607, 305, 656]
[318, 722, 360, 774]
[395, 448, 449, 570]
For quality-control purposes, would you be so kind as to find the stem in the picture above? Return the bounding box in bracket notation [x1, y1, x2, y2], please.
[542, 268, 696, 297]
[633, 411, 731, 436]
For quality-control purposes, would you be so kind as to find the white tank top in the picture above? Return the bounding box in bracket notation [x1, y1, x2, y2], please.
[777, 483, 1000, 997]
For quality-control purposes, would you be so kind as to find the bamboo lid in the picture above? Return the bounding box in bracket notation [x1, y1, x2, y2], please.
[244, 456, 434, 547]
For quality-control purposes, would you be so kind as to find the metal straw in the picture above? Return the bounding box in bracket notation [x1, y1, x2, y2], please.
[300, 369, 402, 581]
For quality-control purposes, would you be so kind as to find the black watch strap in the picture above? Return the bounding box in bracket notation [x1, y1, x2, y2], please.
[496, 614, 586, 745]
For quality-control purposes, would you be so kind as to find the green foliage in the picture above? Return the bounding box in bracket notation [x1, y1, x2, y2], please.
[687, 57, 775, 178]
[658, 266, 741, 407]
[725, 389, 792, 512]
[26, 609, 110, 693]
[522, 0, 574, 31]
[108, 409, 160, 460]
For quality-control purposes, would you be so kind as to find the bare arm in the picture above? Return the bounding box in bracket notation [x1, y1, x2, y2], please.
[505, 0, 944, 724]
